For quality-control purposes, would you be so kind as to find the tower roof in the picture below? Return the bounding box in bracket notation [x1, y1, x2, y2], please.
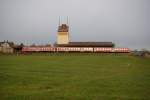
[58, 24, 69, 32]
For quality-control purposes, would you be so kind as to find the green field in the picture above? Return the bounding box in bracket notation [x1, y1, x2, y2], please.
[0, 54, 150, 100]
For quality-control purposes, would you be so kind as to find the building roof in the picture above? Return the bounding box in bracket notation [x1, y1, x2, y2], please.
[55, 42, 114, 47]
[0, 41, 14, 47]
[58, 24, 69, 32]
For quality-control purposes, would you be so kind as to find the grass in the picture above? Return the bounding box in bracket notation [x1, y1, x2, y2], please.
[0, 53, 150, 100]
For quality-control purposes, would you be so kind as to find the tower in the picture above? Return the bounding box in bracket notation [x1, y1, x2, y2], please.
[57, 24, 69, 44]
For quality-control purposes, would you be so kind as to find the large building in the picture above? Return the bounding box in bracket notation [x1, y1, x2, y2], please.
[21, 23, 130, 53]
[56, 24, 114, 47]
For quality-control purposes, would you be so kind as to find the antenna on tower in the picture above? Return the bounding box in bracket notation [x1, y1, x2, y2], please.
[59, 16, 61, 26]
[67, 16, 68, 25]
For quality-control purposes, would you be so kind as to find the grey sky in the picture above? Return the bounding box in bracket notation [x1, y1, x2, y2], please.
[0, 0, 150, 49]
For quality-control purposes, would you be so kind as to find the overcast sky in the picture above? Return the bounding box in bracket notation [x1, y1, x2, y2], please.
[0, 0, 150, 49]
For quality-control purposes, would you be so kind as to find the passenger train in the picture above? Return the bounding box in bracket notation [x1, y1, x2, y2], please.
[22, 47, 130, 53]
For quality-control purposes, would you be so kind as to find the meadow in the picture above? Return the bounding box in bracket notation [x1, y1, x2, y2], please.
[0, 53, 150, 100]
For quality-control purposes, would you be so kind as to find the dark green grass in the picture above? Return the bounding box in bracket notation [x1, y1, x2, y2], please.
[0, 53, 150, 100]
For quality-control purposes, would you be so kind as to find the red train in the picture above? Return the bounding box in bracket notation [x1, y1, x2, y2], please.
[22, 47, 130, 53]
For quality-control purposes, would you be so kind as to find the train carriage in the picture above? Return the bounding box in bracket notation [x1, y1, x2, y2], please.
[112, 48, 130, 53]
[94, 48, 112, 52]
[68, 47, 81, 52]
[80, 47, 93, 52]
[22, 47, 55, 52]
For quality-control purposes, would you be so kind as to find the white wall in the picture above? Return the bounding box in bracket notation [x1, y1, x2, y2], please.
[57, 32, 69, 44]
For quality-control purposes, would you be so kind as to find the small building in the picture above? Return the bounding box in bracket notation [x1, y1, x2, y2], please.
[0, 41, 14, 54]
